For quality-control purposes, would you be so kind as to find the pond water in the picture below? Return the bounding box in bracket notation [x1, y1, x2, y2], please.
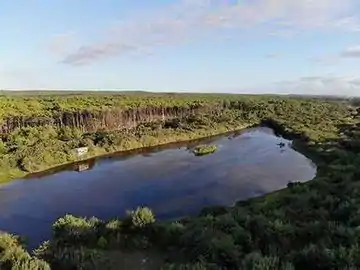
[0, 127, 316, 248]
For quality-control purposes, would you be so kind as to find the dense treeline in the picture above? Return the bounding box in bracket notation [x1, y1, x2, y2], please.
[1, 93, 360, 269]
[0, 92, 333, 133]
[0, 92, 225, 124]
[1, 93, 319, 182]
[0, 105, 216, 134]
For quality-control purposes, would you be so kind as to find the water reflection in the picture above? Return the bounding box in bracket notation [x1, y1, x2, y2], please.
[0, 127, 316, 248]
[73, 159, 95, 172]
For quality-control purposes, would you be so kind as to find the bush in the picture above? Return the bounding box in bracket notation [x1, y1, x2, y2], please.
[127, 207, 156, 228]
[192, 144, 217, 156]
[52, 215, 101, 244]
[242, 252, 294, 270]
[46, 246, 108, 269]
[33, 240, 52, 261]
[97, 236, 108, 249]
[0, 233, 50, 270]
[105, 219, 122, 231]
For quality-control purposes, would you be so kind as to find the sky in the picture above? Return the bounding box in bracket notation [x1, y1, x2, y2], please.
[1, 0, 360, 96]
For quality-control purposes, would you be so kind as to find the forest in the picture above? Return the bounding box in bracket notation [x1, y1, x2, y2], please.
[1, 92, 360, 269]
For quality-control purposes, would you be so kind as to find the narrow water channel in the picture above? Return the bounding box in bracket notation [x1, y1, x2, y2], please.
[0, 127, 316, 248]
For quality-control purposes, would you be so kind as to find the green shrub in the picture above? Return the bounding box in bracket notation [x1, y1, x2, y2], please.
[0, 233, 50, 270]
[47, 246, 107, 269]
[97, 236, 108, 249]
[52, 215, 101, 244]
[105, 219, 122, 231]
[33, 240, 52, 261]
[127, 207, 155, 228]
[242, 252, 293, 270]
[192, 144, 217, 156]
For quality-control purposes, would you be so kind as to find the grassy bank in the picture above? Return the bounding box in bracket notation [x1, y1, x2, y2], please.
[1, 94, 360, 269]
[0, 117, 251, 183]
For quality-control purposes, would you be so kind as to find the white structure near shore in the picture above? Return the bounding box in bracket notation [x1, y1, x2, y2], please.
[75, 147, 88, 157]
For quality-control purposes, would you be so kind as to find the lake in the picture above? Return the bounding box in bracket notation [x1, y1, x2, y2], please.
[0, 127, 316, 248]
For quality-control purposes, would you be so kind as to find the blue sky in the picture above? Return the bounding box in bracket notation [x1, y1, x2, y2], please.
[1, 0, 360, 96]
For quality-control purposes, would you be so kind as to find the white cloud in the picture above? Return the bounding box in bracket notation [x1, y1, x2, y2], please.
[311, 44, 360, 65]
[273, 75, 360, 96]
[340, 45, 360, 58]
[61, 0, 360, 65]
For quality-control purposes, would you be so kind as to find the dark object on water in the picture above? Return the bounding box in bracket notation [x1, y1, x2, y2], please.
[278, 142, 286, 148]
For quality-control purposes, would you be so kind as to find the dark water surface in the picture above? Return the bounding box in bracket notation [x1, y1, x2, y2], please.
[0, 127, 316, 248]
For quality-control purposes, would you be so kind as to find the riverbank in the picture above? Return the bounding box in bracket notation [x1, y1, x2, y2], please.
[11, 118, 313, 184]
[0, 120, 252, 184]
[24, 125, 252, 180]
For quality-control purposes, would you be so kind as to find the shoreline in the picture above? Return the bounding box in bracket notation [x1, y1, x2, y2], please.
[1, 123, 253, 185]
[3, 119, 317, 185]
[0, 118, 317, 187]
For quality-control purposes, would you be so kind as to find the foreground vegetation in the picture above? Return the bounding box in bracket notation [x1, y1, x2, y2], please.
[192, 144, 217, 156]
[1, 92, 360, 269]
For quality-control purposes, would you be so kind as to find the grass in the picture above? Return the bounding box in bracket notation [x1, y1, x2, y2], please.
[193, 144, 218, 156]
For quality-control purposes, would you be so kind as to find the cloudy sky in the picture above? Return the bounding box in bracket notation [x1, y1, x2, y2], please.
[1, 0, 360, 96]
